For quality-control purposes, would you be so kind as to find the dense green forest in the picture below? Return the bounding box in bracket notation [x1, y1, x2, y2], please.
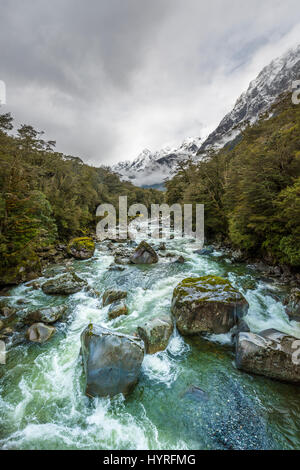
[0, 113, 163, 285]
[166, 92, 300, 269]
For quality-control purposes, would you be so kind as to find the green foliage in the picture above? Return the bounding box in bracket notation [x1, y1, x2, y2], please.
[0, 113, 163, 284]
[166, 93, 300, 267]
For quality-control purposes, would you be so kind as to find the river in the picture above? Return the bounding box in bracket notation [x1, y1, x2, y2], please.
[0, 235, 300, 450]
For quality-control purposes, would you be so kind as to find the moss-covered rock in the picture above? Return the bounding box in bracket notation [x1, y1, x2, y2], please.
[67, 237, 95, 260]
[171, 275, 249, 335]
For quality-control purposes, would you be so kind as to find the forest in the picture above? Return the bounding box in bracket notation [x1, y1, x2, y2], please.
[0, 113, 163, 285]
[166, 92, 300, 269]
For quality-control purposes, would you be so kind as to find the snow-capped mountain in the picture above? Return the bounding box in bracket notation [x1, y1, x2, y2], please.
[112, 44, 300, 187]
[112, 137, 202, 187]
[199, 43, 300, 153]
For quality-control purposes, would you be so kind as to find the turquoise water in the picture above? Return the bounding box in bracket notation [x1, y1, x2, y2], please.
[0, 237, 300, 450]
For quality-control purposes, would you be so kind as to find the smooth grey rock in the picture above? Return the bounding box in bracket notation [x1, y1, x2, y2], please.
[137, 315, 174, 354]
[22, 305, 68, 324]
[42, 272, 87, 295]
[130, 241, 158, 265]
[81, 324, 144, 397]
[27, 323, 55, 343]
[236, 330, 300, 383]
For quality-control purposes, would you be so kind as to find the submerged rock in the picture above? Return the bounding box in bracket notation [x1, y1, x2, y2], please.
[108, 301, 128, 320]
[27, 323, 56, 343]
[171, 275, 249, 335]
[102, 289, 127, 307]
[174, 256, 185, 264]
[236, 329, 300, 383]
[80, 324, 144, 398]
[130, 241, 158, 265]
[137, 315, 174, 354]
[22, 305, 68, 324]
[194, 246, 214, 256]
[181, 385, 209, 402]
[67, 237, 95, 260]
[42, 272, 87, 295]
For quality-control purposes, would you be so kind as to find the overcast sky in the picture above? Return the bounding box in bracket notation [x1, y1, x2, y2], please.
[0, 0, 300, 165]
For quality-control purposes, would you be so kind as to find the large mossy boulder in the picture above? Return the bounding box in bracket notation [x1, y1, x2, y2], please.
[171, 275, 249, 335]
[102, 289, 127, 307]
[80, 324, 144, 398]
[137, 315, 174, 354]
[130, 241, 158, 265]
[22, 305, 68, 324]
[67, 237, 95, 260]
[27, 323, 56, 343]
[236, 329, 300, 384]
[42, 272, 87, 295]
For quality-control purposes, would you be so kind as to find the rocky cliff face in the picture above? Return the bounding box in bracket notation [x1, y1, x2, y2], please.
[112, 44, 300, 187]
[199, 44, 300, 153]
[112, 137, 202, 188]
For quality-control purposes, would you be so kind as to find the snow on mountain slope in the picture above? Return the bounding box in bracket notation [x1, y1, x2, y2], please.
[112, 44, 300, 187]
[112, 137, 202, 187]
[199, 43, 300, 153]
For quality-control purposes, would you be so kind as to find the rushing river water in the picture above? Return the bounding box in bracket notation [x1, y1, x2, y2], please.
[0, 236, 300, 450]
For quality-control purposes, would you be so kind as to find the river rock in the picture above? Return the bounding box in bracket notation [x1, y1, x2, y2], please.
[67, 237, 95, 260]
[235, 329, 300, 383]
[284, 288, 300, 322]
[23, 305, 68, 324]
[137, 315, 174, 354]
[42, 272, 87, 295]
[80, 324, 144, 397]
[130, 241, 158, 265]
[194, 246, 214, 256]
[27, 323, 56, 343]
[102, 289, 127, 307]
[108, 301, 128, 320]
[171, 275, 249, 335]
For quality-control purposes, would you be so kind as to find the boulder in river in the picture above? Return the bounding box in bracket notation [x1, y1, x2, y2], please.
[42, 272, 87, 295]
[235, 329, 300, 383]
[81, 324, 144, 397]
[102, 289, 127, 307]
[284, 288, 300, 322]
[130, 241, 158, 265]
[23, 305, 68, 324]
[108, 301, 128, 320]
[27, 323, 56, 343]
[194, 246, 214, 256]
[137, 315, 174, 354]
[171, 275, 249, 335]
[67, 237, 95, 260]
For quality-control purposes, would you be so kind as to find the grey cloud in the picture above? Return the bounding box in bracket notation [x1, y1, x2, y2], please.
[0, 0, 300, 165]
